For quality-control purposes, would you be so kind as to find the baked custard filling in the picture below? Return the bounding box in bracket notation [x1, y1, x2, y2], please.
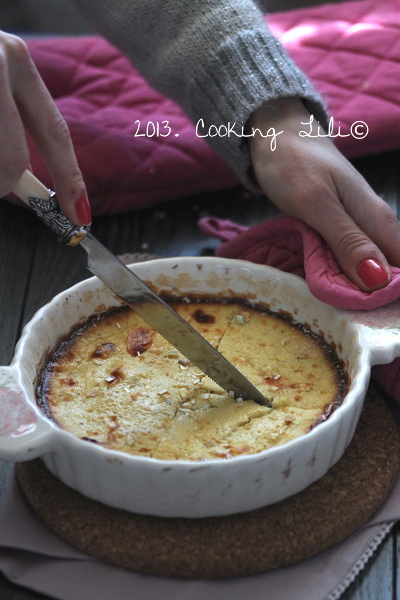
[38, 300, 346, 460]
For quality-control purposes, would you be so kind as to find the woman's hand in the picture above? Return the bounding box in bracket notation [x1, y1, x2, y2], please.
[248, 97, 400, 292]
[0, 31, 90, 225]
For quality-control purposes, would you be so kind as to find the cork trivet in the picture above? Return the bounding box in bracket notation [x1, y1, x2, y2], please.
[16, 386, 400, 579]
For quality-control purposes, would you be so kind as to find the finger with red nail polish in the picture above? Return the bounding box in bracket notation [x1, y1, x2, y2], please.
[75, 192, 92, 226]
[357, 259, 390, 289]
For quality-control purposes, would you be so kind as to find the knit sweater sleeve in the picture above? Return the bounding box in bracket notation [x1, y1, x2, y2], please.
[72, 0, 328, 185]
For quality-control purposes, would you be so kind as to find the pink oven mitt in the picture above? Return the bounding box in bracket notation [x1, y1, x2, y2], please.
[199, 215, 400, 401]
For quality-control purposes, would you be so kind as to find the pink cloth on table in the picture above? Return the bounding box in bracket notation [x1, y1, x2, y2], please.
[17, 0, 400, 215]
[199, 214, 400, 402]
[0, 466, 399, 600]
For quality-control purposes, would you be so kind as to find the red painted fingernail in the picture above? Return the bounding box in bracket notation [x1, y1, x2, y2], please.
[75, 192, 91, 225]
[357, 258, 389, 288]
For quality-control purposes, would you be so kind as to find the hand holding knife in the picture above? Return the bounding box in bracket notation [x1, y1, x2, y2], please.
[13, 170, 270, 407]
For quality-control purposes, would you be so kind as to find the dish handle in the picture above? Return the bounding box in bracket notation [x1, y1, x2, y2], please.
[357, 325, 400, 366]
[0, 366, 53, 461]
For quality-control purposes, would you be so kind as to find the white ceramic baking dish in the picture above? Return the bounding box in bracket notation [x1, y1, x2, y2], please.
[1, 257, 399, 518]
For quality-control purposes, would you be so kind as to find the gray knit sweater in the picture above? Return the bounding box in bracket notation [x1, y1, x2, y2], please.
[73, 0, 327, 184]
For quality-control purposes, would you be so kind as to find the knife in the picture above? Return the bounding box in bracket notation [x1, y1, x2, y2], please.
[13, 170, 270, 407]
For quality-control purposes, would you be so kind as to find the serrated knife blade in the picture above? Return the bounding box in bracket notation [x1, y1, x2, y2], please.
[80, 233, 269, 405]
[14, 170, 270, 406]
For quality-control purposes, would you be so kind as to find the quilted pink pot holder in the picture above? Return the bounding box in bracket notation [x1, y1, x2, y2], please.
[23, 0, 400, 215]
[198, 214, 400, 401]
[199, 215, 400, 311]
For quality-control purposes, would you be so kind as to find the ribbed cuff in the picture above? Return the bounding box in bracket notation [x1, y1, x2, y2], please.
[188, 30, 329, 187]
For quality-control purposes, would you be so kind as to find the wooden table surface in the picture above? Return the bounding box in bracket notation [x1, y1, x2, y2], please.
[0, 150, 399, 599]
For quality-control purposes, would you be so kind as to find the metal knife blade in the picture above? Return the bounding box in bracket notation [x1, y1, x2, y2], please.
[79, 233, 269, 405]
[13, 170, 270, 406]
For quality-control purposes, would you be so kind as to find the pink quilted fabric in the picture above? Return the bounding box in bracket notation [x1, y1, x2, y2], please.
[23, 0, 400, 215]
[198, 214, 400, 402]
[267, 0, 400, 158]
[26, 37, 235, 215]
[199, 215, 400, 310]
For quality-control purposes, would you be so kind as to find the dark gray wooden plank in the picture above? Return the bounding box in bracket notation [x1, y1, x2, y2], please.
[0, 575, 53, 600]
[395, 521, 400, 599]
[353, 150, 400, 214]
[341, 531, 394, 600]
[18, 220, 89, 327]
[0, 203, 39, 365]
[88, 185, 281, 260]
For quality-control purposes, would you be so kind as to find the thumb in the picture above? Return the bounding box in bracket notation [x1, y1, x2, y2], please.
[320, 211, 391, 291]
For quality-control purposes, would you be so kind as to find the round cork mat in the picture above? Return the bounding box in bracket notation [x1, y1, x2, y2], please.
[17, 385, 400, 579]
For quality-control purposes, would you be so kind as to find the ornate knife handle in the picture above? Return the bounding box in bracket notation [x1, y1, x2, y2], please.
[29, 192, 88, 245]
[13, 170, 89, 246]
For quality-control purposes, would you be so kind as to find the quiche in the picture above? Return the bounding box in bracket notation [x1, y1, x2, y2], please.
[38, 300, 346, 460]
